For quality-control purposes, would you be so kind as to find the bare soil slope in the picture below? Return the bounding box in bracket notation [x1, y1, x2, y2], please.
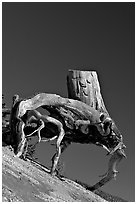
[2, 146, 107, 202]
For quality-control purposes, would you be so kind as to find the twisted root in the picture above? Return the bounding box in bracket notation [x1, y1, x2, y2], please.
[90, 148, 126, 191]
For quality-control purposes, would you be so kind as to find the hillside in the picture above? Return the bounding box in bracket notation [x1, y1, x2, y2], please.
[2, 145, 127, 202]
[2, 145, 106, 202]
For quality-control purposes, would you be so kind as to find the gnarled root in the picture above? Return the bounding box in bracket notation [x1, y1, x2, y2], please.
[90, 148, 126, 191]
[26, 119, 45, 142]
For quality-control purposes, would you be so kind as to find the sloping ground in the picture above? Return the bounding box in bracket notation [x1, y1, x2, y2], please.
[2, 146, 106, 202]
[74, 180, 127, 202]
[94, 190, 127, 202]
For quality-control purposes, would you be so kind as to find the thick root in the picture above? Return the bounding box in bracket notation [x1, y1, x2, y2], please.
[90, 148, 126, 191]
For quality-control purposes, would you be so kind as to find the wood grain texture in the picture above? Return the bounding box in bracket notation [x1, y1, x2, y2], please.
[67, 70, 108, 114]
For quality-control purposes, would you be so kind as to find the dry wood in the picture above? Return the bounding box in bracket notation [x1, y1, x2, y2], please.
[8, 70, 126, 190]
[67, 70, 126, 190]
[67, 70, 108, 114]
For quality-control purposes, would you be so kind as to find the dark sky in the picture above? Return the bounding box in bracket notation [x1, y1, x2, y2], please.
[2, 2, 135, 201]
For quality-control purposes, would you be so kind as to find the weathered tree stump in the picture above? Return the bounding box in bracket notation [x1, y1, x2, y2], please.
[67, 70, 108, 114]
[6, 70, 126, 191]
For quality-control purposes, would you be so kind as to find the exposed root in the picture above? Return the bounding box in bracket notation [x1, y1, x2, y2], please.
[10, 92, 126, 187]
[90, 148, 126, 191]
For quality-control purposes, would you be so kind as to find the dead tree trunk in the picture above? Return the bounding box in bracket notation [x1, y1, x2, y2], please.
[67, 70, 108, 115]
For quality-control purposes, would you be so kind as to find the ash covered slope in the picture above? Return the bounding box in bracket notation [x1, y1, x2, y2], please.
[2, 146, 106, 202]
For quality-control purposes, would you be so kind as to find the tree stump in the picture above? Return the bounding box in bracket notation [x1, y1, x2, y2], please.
[6, 70, 126, 191]
[67, 70, 108, 115]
